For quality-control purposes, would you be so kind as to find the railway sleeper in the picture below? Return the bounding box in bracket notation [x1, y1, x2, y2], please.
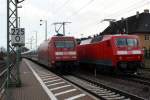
[105, 96, 126, 100]
[123, 99, 131, 100]
[97, 91, 113, 94]
[102, 94, 120, 98]
[95, 90, 112, 94]
[90, 88, 107, 91]
[98, 92, 115, 96]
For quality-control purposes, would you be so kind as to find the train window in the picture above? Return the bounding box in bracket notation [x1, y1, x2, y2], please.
[55, 41, 75, 48]
[64, 41, 75, 48]
[116, 38, 138, 46]
[127, 39, 138, 46]
[55, 41, 64, 48]
[116, 38, 126, 46]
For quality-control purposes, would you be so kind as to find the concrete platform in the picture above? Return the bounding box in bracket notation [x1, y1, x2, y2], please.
[2, 59, 50, 100]
[2, 59, 96, 100]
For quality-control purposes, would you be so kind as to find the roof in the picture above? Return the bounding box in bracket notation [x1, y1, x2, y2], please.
[79, 34, 139, 45]
[102, 11, 150, 35]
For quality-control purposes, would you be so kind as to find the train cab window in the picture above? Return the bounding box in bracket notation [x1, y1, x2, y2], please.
[116, 38, 138, 47]
[127, 39, 138, 46]
[55, 41, 64, 48]
[65, 41, 75, 48]
[116, 38, 126, 46]
[55, 41, 75, 48]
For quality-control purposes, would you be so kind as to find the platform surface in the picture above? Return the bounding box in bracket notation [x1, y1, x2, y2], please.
[2, 59, 96, 100]
[2, 59, 50, 100]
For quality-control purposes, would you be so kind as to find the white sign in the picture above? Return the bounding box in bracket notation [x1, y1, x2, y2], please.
[11, 28, 25, 46]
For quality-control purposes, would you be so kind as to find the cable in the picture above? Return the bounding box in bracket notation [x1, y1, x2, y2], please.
[54, 0, 71, 14]
[78, 0, 149, 33]
[105, 0, 150, 19]
[54, 0, 95, 34]
[69, 0, 95, 18]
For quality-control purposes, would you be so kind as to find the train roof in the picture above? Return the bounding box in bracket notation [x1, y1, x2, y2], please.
[80, 34, 138, 45]
[39, 36, 76, 47]
[80, 38, 92, 45]
[48, 36, 75, 40]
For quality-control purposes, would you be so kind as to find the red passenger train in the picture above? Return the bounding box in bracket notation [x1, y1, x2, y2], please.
[38, 35, 77, 70]
[77, 34, 144, 73]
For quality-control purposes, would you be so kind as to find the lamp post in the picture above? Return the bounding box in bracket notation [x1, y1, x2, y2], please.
[40, 19, 47, 40]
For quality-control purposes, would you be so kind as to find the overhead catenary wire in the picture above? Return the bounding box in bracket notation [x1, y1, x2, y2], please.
[64, 0, 145, 34]
[78, 0, 150, 34]
[53, 0, 71, 14]
[52, 0, 96, 35]
[68, 0, 95, 19]
[67, 0, 142, 21]
[49, 0, 149, 37]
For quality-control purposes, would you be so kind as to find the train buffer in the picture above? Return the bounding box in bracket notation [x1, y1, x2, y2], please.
[1, 59, 97, 100]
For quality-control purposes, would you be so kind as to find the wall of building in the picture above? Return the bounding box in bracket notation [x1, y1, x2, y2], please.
[135, 34, 150, 49]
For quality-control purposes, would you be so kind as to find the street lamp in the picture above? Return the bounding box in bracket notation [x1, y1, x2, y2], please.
[40, 19, 47, 40]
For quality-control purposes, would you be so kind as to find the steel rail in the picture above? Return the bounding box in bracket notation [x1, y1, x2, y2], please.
[65, 74, 145, 100]
[26, 58, 146, 100]
[0, 63, 7, 99]
[123, 74, 150, 86]
[0, 68, 7, 77]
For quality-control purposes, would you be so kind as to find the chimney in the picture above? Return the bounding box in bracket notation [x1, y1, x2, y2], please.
[136, 11, 139, 18]
[144, 9, 149, 13]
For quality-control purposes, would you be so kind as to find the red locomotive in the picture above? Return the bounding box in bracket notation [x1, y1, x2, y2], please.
[77, 34, 144, 73]
[38, 35, 77, 70]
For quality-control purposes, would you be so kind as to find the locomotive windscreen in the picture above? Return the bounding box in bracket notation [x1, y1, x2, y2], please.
[55, 41, 75, 48]
[116, 38, 138, 46]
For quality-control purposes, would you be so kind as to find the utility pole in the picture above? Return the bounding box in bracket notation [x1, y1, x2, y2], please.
[25, 37, 34, 50]
[30, 36, 34, 49]
[53, 22, 71, 36]
[7, 0, 24, 89]
[12, 17, 21, 28]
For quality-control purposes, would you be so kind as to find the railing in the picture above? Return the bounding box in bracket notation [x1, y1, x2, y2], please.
[0, 61, 7, 99]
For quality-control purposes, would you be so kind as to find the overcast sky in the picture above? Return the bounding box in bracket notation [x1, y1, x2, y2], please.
[0, 0, 150, 49]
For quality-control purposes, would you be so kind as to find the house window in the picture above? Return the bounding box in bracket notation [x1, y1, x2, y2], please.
[145, 35, 150, 40]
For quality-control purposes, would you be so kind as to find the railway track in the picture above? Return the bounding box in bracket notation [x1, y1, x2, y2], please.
[62, 75, 144, 100]
[27, 58, 149, 99]
[0, 61, 7, 99]
[123, 74, 150, 86]
[0, 61, 6, 77]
